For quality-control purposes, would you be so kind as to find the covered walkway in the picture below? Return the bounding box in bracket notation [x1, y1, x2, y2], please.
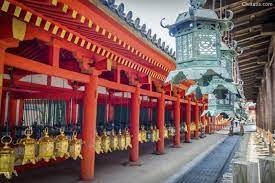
[12, 134, 227, 183]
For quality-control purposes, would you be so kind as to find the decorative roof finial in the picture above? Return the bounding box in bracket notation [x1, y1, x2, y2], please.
[190, 0, 206, 9]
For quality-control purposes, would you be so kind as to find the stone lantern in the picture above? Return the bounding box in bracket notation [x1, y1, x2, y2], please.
[163, 0, 242, 118]
[163, 0, 234, 80]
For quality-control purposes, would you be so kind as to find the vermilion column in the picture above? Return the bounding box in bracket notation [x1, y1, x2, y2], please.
[66, 100, 72, 124]
[18, 99, 24, 125]
[194, 102, 199, 139]
[201, 104, 206, 133]
[81, 74, 98, 181]
[207, 116, 211, 134]
[173, 95, 181, 147]
[71, 99, 77, 124]
[0, 95, 6, 127]
[156, 92, 165, 154]
[185, 98, 191, 143]
[0, 49, 4, 126]
[9, 96, 17, 128]
[130, 86, 140, 162]
[106, 91, 114, 122]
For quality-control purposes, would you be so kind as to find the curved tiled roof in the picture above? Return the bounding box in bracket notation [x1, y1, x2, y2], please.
[100, 0, 176, 60]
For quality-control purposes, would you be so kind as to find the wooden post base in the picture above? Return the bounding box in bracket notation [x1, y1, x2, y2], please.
[233, 161, 259, 183]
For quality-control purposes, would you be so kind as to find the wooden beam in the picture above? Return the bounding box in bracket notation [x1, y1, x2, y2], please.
[4, 53, 90, 83]
[234, 14, 275, 32]
[261, 23, 275, 36]
[256, 61, 267, 65]
[214, 0, 244, 10]
[240, 67, 263, 74]
[235, 31, 262, 41]
[234, 6, 275, 23]
[238, 57, 258, 64]
[238, 50, 267, 61]
[238, 37, 270, 47]
[239, 62, 258, 68]
[239, 49, 268, 59]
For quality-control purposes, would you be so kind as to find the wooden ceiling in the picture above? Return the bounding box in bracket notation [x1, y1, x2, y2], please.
[205, 0, 275, 100]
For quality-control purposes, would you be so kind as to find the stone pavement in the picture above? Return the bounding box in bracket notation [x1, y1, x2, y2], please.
[12, 134, 227, 183]
[170, 136, 240, 183]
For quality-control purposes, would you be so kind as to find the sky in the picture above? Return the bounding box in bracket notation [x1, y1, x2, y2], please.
[115, 0, 190, 50]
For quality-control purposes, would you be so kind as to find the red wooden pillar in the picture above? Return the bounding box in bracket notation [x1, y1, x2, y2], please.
[207, 116, 211, 134]
[49, 41, 60, 67]
[18, 99, 24, 125]
[0, 95, 6, 127]
[148, 98, 152, 122]
[201, 104, 206, 133]
[173, 95, 181, 147]
[185, 98, 191, 143]
[194, 102, 199, 139]
[156, 92, 165, 154]
[71, 99, 77, 124]
[129, 86, 140, 162]
[0, 48, 4, 126]
[9, 96, 17, 128]
[66, 100, 71, 124]
[106, 90, 114, 122]
[81, 74, 98, 181]
[211, 116, 216, 133]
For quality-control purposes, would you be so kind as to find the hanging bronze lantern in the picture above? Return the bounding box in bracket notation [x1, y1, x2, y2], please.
[110, 129, 119, 151]
[168, 126, 175, 137]
[124, 128, 132, 149]
[101, 130, 112, 153]
[95, 132, 103, 154]
[154, 126, 160, 142]
[147, 126, 153, 142]
[151, 126, 158, 142]
[184, 124, 188, 132]
[55, 128, 69, 158]
[141, 126, 147, 143]
[164, 125, 169, 138]
[190, 123, 196, 132]
[68, 132, 83, 160]
[16, 127, 36, 165]
[37, 127, 56, 162]
[118, 129, 126, 150]
[149, 125, 155, 142]
[0, 135, 17, 179]
[138, 130, 142, 143]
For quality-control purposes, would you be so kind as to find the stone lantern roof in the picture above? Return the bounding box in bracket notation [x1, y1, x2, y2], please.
[175, 8, 219, 25]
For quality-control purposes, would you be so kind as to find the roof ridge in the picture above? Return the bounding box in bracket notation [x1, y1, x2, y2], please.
[100, 0, 176, 60]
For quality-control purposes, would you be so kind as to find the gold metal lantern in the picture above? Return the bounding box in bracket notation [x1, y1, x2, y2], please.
[140, 126, 148, 143]
[168, 126, 175, 137]
[95, 132, 103, 154]
[124, 128, 132, 149]
[153, 126, 159, 142]
[16, 128, 36, 165]
[164, 125, 169, 138]
[55, 128, 69, 158]
[101, 130, 112, 153]
[110, 129, 119, 151]
[155, 126, 159, 142]
[138, 130, 142, 143]
[37, 127, 56, 162]
[149, 126, 155, 142]
[117, 129, 126, 150]
[147, 126, 153, 142]
[0, 136, 18, 179]
[190, 123, 196, 132]
[68, 132, 83, 160]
